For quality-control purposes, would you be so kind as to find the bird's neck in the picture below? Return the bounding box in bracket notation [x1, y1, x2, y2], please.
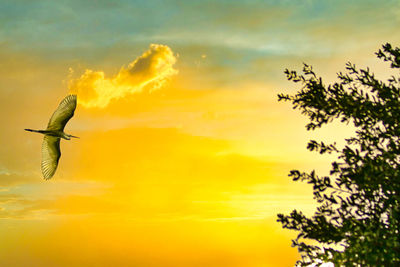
[62, 133, 71, 140]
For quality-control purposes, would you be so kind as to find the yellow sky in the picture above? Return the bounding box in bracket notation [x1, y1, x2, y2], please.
[0, 45, 322, 266]
[0, 44, 342, 266]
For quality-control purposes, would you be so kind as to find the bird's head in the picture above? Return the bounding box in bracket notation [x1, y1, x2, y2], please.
[67, 134, 79, 139]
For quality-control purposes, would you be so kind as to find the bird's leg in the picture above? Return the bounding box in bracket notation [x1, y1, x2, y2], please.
[25, 129, 46, 134]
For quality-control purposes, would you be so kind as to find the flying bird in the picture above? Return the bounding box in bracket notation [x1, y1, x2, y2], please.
[25, 95, 78, 179]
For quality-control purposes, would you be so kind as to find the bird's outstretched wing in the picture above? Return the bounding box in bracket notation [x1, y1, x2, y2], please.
[41, 136, 61, 179]
[46, 95, 77, 131]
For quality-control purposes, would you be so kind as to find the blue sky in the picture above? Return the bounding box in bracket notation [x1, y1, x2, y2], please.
[2, 0, 399, 88]
[3, 0, 399, 55]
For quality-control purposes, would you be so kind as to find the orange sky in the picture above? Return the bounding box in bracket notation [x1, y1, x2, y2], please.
[1, 1, 400, 266]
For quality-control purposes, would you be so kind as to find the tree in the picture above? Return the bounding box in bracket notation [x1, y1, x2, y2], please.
[277, 43, 400, 266]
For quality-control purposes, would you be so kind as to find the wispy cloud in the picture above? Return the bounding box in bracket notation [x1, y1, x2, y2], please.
[69, 44, 178, 108]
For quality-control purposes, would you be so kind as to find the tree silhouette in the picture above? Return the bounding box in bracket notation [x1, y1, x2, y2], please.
[277, 43, 400, 266]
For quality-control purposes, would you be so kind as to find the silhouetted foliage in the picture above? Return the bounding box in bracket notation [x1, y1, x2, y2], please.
[277, 43, 400, 266]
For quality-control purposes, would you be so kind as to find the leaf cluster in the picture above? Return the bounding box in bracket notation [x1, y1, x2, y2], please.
[277, 43, 400, 266]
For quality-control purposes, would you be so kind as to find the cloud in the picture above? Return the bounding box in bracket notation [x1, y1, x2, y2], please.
[69, 44, 178, 108]
[0, 173, 37, 187]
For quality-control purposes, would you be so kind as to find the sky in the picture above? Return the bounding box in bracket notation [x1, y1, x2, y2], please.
[1, 0, 400, 266]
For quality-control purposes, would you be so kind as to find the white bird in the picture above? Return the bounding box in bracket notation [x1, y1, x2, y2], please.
[25, 95, 78, 179]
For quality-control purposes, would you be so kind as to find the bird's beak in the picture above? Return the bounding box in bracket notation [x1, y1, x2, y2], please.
[70, 135, 80, 139]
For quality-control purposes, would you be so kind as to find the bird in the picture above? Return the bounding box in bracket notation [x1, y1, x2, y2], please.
[25, 95, 78, 179]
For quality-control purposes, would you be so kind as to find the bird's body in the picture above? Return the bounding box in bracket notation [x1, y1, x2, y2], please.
[25, 95, 78, 179]
[24, 129, 76, 140]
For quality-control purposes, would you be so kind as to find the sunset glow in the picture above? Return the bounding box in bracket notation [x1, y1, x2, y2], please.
[0, 1, 399, 266]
